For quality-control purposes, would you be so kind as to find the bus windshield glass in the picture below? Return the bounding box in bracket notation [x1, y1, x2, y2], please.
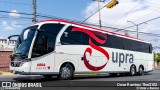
[14, 25, 38, 58]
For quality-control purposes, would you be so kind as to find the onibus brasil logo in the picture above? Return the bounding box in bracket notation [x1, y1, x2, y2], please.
[1, 82, 42, 90]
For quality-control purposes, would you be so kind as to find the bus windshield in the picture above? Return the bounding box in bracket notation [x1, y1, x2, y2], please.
[14, 25, 38, 58]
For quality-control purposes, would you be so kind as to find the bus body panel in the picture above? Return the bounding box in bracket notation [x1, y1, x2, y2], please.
[54, 44, 153, 73]
[29, 52, 55, 74]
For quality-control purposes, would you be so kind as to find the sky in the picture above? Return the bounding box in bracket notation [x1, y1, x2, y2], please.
[0, 0, 160, 52]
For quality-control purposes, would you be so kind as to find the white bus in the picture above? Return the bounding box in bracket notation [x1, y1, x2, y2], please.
[10, 19, 154, 80]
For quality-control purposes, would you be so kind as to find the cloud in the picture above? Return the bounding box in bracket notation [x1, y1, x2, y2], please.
[83, 0, 160, 32]
[83, 0, 160, 29]
[8, 10, 21, 18]
[1, 21, 22, 30]
[82, 0, 160, 52]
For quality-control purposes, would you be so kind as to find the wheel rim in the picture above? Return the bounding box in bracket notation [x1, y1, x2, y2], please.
[139, 67, 143, 75]
[131, 66, 135, 75]
[61, 67, 71, 79]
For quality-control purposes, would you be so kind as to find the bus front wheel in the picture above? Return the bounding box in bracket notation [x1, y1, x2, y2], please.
[59, 64, 74, 80]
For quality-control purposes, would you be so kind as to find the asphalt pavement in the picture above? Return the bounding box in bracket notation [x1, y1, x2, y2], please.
[0, 70, 159, 81]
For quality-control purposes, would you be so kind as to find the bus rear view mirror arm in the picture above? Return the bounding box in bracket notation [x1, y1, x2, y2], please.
[7, 35, 19, 45]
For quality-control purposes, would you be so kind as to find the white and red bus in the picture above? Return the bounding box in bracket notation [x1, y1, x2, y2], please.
[10, 19, 154, 80]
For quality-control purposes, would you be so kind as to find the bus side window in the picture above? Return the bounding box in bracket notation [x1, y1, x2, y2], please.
[31, 23, 64, 58]
[149, 44, 152, 53]
[60, 26, 89, 45]
[61, 31, 71, 45]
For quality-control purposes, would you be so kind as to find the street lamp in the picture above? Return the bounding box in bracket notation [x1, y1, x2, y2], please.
[127, 21, 147, 39]
[127, 21, 139, 39]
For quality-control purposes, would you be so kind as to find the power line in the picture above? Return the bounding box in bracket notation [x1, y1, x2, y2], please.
[0, 10, 159, 37]
[38, 13, 160, 37]
[134, 8, 160, 22]
[0, 16, 32, 19]
[115, 15, 160, 32]
[112, 1, 150, 23]
[0, 10, 33, 16]
[81, 3, 106, 24]
[36, 13, 57, 20]
[114, 0, 160, 26]
[0, 10, 56, 19]
[0, 0, 31, 6]
[85, 23, 160, 37]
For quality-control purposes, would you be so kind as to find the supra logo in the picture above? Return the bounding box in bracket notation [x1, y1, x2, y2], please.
[2, 82, 11, 87]
[112, 52, 134, 67]
[72, 28, 110, 71]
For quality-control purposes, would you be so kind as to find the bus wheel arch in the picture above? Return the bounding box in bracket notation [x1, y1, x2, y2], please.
[58, 62, 75, 80]
[138, 65, 144, 76]
[130, 64, 137, 76]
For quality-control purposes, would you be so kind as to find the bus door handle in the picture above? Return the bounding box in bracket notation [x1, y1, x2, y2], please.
[81, 57, 89, 62]
[81, 57, 84, 61]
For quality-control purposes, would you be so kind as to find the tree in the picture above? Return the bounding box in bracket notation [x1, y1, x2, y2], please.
[154, 53, 160, 62]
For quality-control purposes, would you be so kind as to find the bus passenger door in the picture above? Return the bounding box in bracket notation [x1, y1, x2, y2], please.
[30, 53, 55, 74]
[30, 35, 55, 74]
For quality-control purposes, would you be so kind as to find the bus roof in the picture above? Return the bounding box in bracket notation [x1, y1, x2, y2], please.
[34, 19, 151, 44]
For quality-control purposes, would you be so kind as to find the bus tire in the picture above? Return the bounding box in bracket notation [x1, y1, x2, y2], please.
[138, 65, 144, 76]
[130, 65, 136, 76]
[59, 64, 74, 80]
[43, 75, 53, 79]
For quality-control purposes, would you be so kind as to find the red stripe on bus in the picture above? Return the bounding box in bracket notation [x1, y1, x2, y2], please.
[34, 19, 142, 41]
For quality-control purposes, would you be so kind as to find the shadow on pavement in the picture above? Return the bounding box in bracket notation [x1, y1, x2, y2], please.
[13, 76, 59, 82]
[13, 72, 153, 82]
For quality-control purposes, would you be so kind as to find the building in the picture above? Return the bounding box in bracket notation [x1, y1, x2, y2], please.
[0, 39, 16, 71]
[0, 39, 16, 51]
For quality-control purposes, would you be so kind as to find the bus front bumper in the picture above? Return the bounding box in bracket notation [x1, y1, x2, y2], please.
[10, 70, 30, 75]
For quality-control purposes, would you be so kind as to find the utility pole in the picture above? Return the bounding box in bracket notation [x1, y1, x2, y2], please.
[98, 0, 102, 28]
[92, 0, 105, 28]
[81, 0, 118, 26]
[33, 0, 37, 22]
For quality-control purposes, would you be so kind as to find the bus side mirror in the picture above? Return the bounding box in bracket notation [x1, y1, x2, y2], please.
[7, 35, 19, 45]
[37, 29, 46, 32]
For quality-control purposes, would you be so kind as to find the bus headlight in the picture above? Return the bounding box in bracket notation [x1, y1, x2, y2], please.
[20, 58, 31, 66]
